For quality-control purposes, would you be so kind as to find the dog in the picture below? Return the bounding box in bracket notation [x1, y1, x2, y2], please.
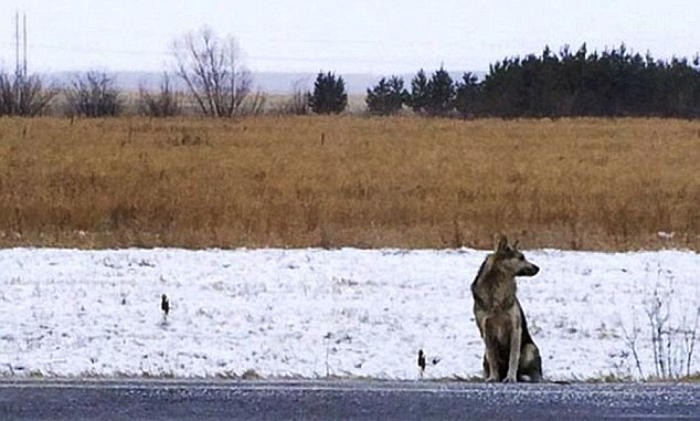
[470, 235, 542, 382]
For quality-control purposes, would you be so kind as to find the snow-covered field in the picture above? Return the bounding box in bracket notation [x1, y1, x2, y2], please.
[0, 247, 698, 381]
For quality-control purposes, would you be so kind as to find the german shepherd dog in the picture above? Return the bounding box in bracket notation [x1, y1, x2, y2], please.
[471, 236, 542, 382]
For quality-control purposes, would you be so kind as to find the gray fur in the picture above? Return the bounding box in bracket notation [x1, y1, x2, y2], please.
[471, 235, 543, 382]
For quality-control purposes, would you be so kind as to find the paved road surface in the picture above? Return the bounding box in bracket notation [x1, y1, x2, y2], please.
[1, 379, 699, 420]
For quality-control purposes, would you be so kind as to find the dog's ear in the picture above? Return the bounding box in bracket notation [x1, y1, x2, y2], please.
[512, 240, 520, 250]
[496, 235, 508, 253]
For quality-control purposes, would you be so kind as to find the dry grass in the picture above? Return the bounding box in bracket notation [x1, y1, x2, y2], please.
[0, 116, 697, 250]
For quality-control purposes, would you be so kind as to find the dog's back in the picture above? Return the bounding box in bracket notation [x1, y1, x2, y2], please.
[471, 236, 542, 382]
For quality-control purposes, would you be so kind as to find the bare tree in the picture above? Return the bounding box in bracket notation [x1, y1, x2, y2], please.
[276, 79, 310, 115]
[0, 70, 57, 116]
[65, 71, 122, 117]
[139, 72, 181, 117]
[240, 89, 267, 116]
[172, 27, 253, 117]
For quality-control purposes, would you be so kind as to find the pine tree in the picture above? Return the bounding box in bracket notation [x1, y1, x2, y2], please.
[409, 69, 430, 114]
[365, 76, 408, 116]
[308, 71, 347, 114]
[425, 67, 456, 117]
[455, 72, 481, 117]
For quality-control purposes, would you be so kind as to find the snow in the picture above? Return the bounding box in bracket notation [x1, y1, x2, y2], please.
[0, 247, 698, 381]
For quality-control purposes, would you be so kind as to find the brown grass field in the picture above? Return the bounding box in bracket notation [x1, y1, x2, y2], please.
[0, 116, 698, 250]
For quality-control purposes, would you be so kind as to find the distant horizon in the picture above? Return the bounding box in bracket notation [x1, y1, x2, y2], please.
[36, 69, 488, 95]
[30, 39, 700, 94]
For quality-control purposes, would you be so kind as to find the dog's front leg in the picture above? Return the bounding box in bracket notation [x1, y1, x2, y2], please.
[483, 318, 500, 382]
[504, 315, 521, 383]
[484, 346, 500, 382]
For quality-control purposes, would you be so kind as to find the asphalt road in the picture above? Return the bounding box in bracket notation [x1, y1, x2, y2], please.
[1, 379, 698, 420]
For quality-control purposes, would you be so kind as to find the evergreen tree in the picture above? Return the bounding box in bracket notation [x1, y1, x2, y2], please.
[425, 67, 456, 116]
[454, 72, 480, 117]
[403, 45, 700, 118]
[365, 76, 408, 116]
[308, 71, 347, 114]
[477, 43, 700, 118]
[409, 69, 430, 114]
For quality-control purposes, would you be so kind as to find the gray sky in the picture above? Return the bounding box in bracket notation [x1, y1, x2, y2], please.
[0, 0, 698, 74]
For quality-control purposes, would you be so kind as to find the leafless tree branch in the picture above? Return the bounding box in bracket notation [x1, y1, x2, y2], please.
[172, 27, 255, 117]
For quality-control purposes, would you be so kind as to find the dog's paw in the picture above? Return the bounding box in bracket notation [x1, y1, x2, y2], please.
[485, 376, 499, 383]
[503, 375, 518, 383]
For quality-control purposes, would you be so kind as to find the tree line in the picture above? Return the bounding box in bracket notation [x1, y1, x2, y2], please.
[362, 44, 700, 118]
[2, 31, 699, 118]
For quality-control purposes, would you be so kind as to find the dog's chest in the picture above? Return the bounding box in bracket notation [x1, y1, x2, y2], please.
[474, 278, 516, 312]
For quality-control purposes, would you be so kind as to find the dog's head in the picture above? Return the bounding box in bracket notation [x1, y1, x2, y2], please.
[493, 235, 539, 277]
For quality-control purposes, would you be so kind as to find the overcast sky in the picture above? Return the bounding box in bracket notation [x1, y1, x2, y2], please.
[0, 0, 697, 74]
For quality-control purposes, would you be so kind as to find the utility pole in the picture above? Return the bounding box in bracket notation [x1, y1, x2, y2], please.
[15, 11, 20, 78]
[23, 12, 27, 78]
[13, 11, 29, 108]
[15, 11, 21, 108]
[14, 12, 28, 78]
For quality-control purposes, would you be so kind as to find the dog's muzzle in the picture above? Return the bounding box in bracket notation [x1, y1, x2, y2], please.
[517, 264, 539, 276]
